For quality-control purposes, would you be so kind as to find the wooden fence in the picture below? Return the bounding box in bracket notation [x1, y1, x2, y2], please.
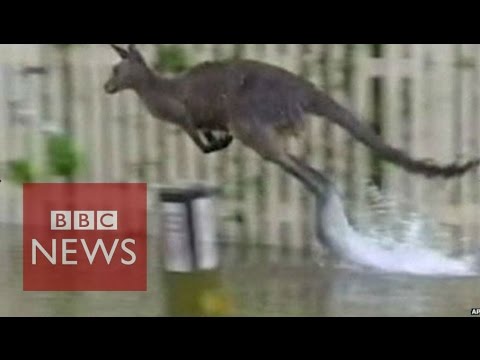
[1, 44, 480, 253]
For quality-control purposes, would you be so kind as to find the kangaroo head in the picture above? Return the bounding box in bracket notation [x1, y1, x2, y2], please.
[104, 44, 150, 94]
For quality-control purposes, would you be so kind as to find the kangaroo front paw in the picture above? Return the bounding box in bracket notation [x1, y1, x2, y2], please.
[217, 134, 234, 149]
[203, 134, 234, 154]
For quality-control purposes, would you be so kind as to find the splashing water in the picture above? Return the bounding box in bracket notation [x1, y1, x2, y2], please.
[315, 182, 479, 277]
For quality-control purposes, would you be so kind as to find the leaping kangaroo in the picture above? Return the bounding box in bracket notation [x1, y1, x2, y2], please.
[104, 44, 480, 195]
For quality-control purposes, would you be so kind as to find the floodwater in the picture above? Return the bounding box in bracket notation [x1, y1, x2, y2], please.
[1, 224, 480, 317]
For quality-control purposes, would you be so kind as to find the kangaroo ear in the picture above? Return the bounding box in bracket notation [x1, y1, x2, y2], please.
[110, 44, 129, 59]
[128, 44, 146, 64]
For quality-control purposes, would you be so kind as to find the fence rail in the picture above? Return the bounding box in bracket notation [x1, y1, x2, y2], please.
[1, 44, 480, 251]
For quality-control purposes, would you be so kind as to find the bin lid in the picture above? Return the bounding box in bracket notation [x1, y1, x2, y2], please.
[154, 183, 221, 202]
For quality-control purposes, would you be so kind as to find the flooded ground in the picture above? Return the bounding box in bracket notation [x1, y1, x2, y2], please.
[1, 224, 480, 317]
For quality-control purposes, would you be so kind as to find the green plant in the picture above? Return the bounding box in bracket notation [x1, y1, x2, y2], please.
[8, 160, 37, 185]
[6, 134, 85, 186]
[46, 135, 81, 178]
[154, 45, 191, 74]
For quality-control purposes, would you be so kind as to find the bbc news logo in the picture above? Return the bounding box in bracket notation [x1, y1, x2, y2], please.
[23, 183, 147, 291]
[33, 211, 136, 266]
[51, 211, 118, 231]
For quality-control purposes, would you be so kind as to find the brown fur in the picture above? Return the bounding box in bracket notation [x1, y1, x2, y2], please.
[105, 45, 480, 195]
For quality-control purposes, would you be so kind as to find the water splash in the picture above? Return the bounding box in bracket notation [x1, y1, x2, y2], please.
[315, 181, 478, 277]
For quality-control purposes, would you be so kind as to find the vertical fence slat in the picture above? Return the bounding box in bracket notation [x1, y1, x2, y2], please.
[330, 44, 348, 192]
[459, 44, 476, 251]
[287, 43, 305, 252]
[410, 44, 430, 212]
[280, 44, 303, 251]
[0, 61, 9, 223]
[71, 46, 88, 182]
[434, 44, 456, 210]
[100, 44, 124, 183]
[384, 44, 403, 200]
[90, 46, 108, 182]
[6, 46, 26, 223]
[409, 44, 426, 210]
[459, 45, 475, 208]
[242, 44, 264, 254]
[264, 45, 282, 260]
[351, 45, 371, 217]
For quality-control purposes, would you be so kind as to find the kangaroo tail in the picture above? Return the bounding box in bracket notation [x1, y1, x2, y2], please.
[307, 90, 480, 179]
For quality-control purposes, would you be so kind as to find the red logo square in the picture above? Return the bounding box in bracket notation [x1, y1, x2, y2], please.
[23, 183, 147, 291]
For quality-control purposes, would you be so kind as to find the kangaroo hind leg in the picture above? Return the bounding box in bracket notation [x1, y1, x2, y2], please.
[229, 121, 323, 195]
